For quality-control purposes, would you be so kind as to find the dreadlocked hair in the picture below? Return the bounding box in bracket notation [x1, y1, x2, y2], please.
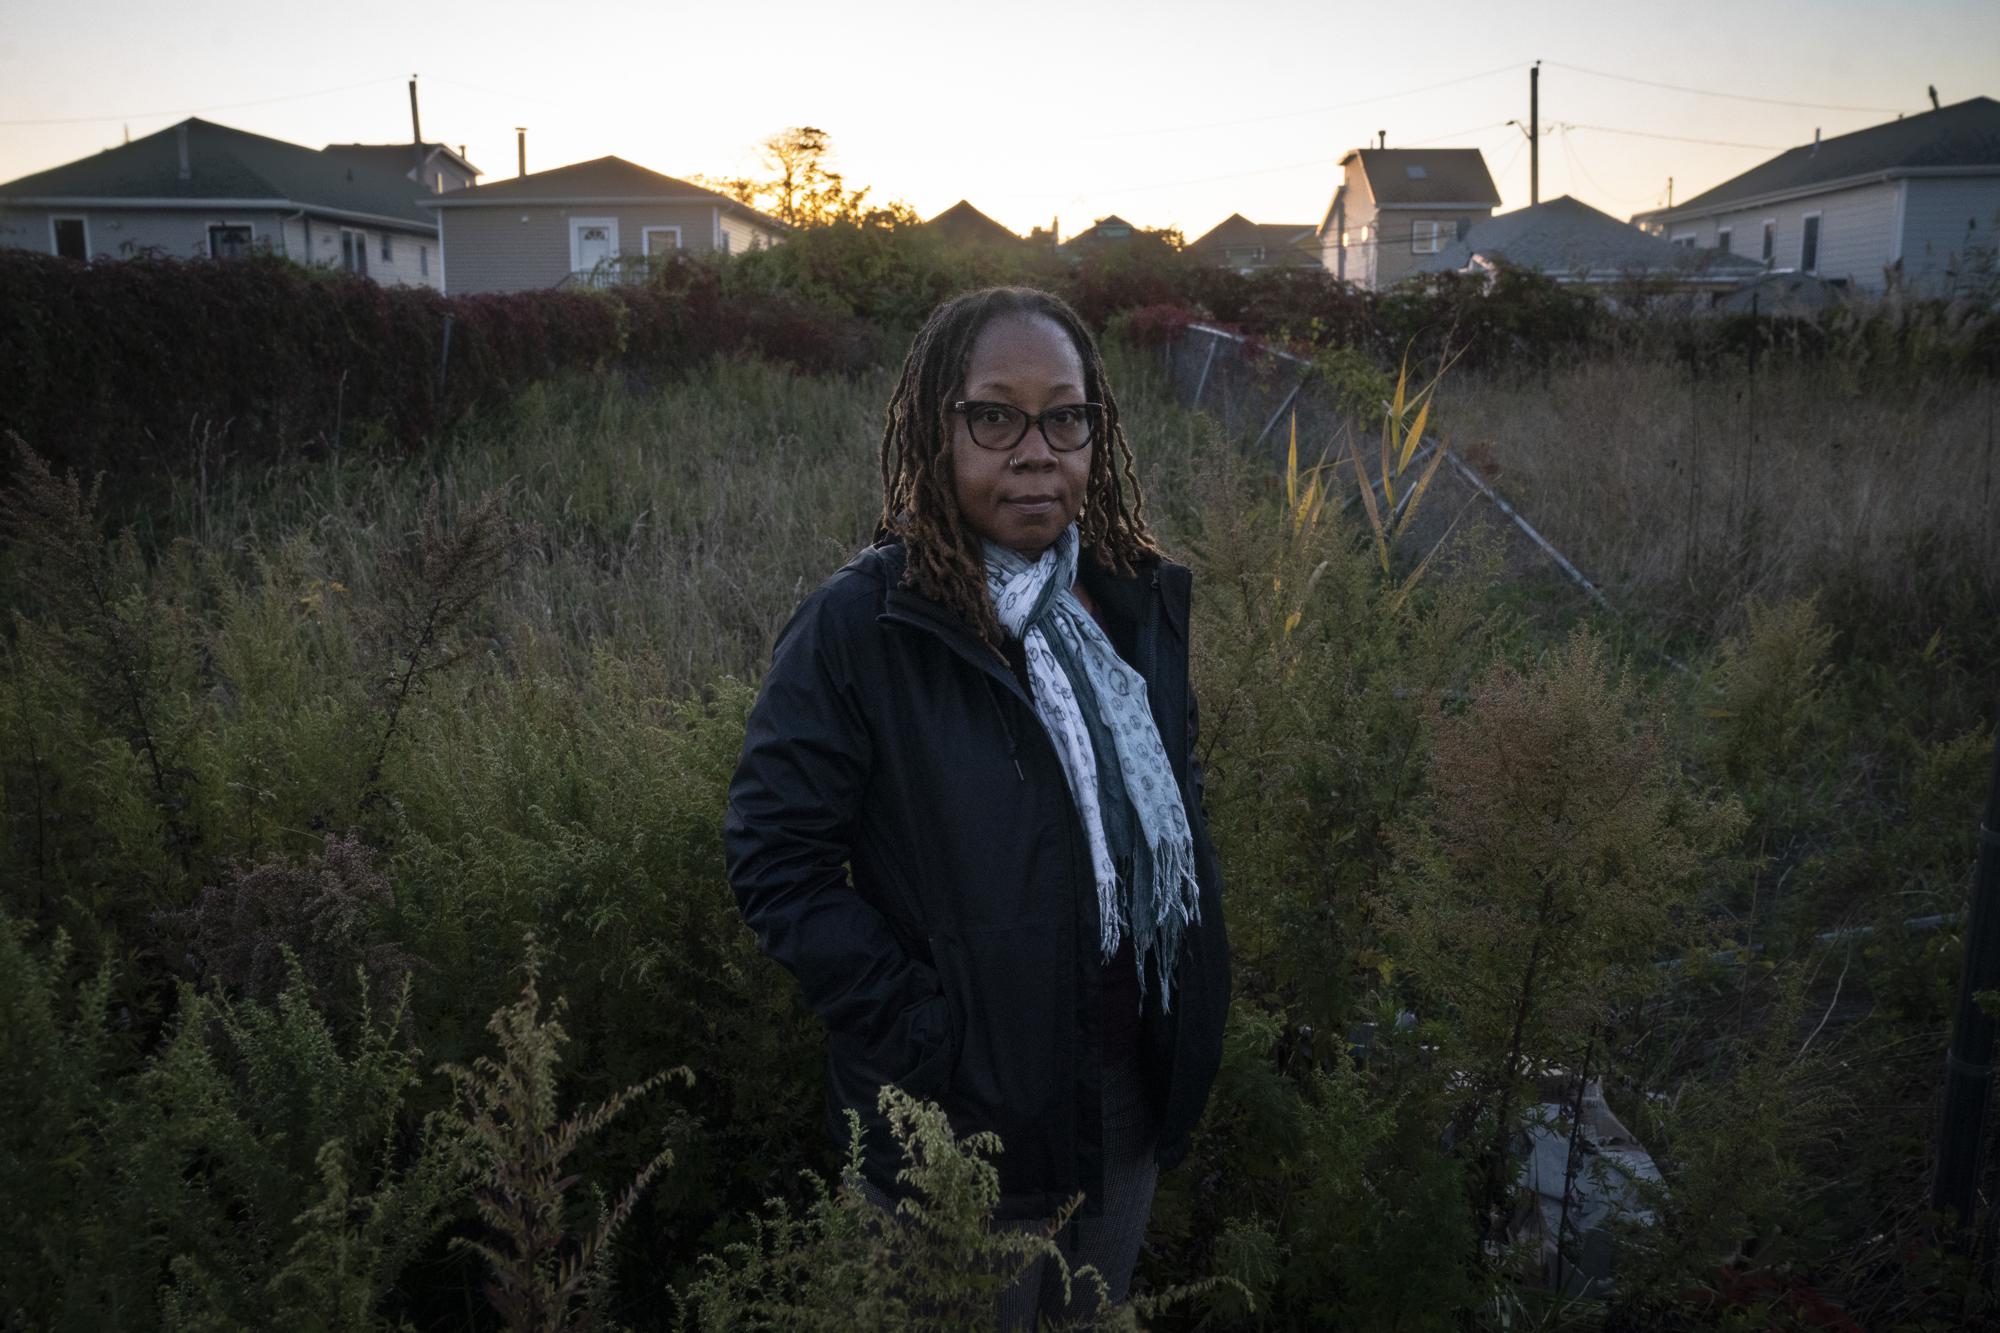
[878, 286, 1162, 650]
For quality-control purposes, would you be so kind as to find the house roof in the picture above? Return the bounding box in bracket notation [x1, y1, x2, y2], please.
[1061, 214, 1140, 248]
[1187, 212, 1319, 266]
[1635, 96, 2000, 223]
[1418, 195, 1767, 282]
[0, 117, 437, 228]
[1344, 149, 1501, 208]
[924, 199, 1022, 246]
[421, 155, 788, 230]
[321, 141, 482, 185]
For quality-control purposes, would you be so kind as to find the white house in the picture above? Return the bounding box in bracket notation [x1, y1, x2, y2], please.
[0, 117, 445, 287]
[1631, 97, 2000, 296]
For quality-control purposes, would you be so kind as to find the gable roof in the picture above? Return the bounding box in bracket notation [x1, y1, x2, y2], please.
[1635, 96, 2000, 224]
[924, 199, 1022, 246]
[321, 141, 482, 187]
[1419, 195, 1766, 282]
[0, 117, 436, 228]
[1188, 212, 1319, 266]
[1345, 148, 1501, 208]
[421, 155, 787, 230]
[1061, 214, 1141, 248]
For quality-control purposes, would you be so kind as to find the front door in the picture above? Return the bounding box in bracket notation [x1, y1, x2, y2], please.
[571, 218, 618, 282]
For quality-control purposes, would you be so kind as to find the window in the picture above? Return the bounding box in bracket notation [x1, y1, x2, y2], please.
[381, 233, 394, 262]
[340, 228, 369, 275]
[51, 216, 87, 260]
[1340, 230, 1351, 247]
[1717, 227, 1732, 254]
[642, 226, 681, 256]
[1761, 219, 1776, 264]
[420, 245, 429, 277]
[1800, 213, 1821, 272]
[208, 224, 254, 259]
[1671, 233, 1697, 250]
[1411, 220, 1446, 254]
[1406, 165, 1427, 179]
[720, 229, 732, 254]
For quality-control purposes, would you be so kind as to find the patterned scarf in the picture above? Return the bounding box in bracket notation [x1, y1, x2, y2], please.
[983, 524, 1201, 1009]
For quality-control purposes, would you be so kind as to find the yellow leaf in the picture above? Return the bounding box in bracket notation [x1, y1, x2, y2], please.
[1390, 435, 1451, 545]
[1399, 395, 1432, 473]
[1347, 434, 1389, 574]
[1272, 575, 1282, 593]
[1286, 413, 1298, 512]
[1283, 610, 1302, 637]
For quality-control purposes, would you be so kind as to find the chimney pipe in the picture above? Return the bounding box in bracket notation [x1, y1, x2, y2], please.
[1377, 129, 1386, 150]
[1812, 127, 1821, 154]
[408, 75, 426, 186]
[516, 127, 527, 179]
[176, 123, 190, 181]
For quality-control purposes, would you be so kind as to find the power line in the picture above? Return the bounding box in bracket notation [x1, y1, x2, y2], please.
[1084, 61, 1528, 140]
[1543, 60, 1908, 114]
[1561, 121, 1789, 151]
[0, 75, 404, 127]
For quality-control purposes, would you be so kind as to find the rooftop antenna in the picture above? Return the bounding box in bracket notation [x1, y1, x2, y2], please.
[1929, 84, 1941, 111]
[516, 127, 527, 179]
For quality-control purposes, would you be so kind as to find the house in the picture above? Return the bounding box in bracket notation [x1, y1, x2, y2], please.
[1315, 148, 1502, 290]
[0, 117, 443, 286]
[1061, 215, 1142, 251]
[321, 141, 481, 196]
[1187, 213, 1320, 272]
[924, 199, 1024, 248]
[1415, 195, 1766, 297]
[419, 156, 788, 294]
[1631, 97, 2000, 295]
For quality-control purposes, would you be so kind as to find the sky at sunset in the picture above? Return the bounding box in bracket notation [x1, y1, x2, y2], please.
[2, 0, 1995, 242]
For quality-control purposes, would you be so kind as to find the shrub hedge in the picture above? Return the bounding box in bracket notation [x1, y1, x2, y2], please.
[0, 250, 876, 478]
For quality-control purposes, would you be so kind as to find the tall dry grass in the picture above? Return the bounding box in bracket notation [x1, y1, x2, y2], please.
[1443, 356, 1998, 648]
[127, 346, 1213, 695]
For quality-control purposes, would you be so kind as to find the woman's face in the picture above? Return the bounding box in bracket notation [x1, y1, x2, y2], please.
[949, 313, 1093, 560]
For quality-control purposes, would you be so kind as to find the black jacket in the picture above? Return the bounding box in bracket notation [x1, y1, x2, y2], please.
[723, 538, 1229, 1220]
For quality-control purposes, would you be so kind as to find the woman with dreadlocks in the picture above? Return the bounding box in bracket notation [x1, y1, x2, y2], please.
[725, 286, 1229, 1326]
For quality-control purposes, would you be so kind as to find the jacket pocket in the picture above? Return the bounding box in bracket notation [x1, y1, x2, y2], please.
[828, 989, 956, 1108]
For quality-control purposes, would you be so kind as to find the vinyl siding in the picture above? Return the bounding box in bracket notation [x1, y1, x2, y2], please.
[1370, 208, 1491, 289]
[0, 204, 439, 286]
[0, 205, 293, 260]
[1674, 179, 1900, 289]
[717, 210, 769, 255]
[277, 213, 439, 287]
[1899, 175, 2000, 293]
[437, 201, 723, 294]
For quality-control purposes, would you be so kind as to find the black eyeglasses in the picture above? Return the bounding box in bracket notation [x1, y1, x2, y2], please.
[951, 400, 1103, 453]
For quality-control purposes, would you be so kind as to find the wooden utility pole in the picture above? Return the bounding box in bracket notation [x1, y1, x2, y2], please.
[1530, 61, 1540, 206]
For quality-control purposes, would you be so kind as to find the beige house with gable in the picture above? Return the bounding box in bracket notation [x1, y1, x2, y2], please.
[1316, 148, 1502, 290]
[422, 157, 788, 294]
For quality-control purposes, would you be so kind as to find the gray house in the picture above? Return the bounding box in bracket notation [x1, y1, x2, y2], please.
[420, 157, 788, 295]
[0, 117, 443, 287]
[1417, 195, 1767, 298]
[1187, 213, 1320, 272]
[1631, 97, 2000, 295]
[321, 141, 482, 197]
[1316, 148, 1502, 290]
